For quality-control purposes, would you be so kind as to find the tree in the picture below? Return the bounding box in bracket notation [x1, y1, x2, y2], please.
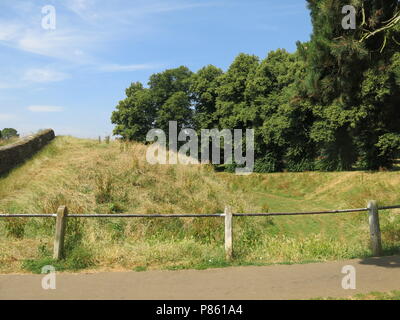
[1, 128, 19, 140]
[149, 66, 193, 108]
[111, 67, 194, 142]
[110, 0, 400, 172]
[149, 66, 194, 132]
[215, 53, 260, 129]
[111, 82, 156, 142]
[190, 65, 223, 130]
[156, 91, 192, 132]
[299, 0, 400, 170]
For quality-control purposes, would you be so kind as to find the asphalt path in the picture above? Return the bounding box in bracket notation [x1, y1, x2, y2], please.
[1, 255, 399, 300]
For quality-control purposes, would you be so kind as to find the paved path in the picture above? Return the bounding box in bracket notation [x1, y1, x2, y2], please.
[1, 255, 400, 300]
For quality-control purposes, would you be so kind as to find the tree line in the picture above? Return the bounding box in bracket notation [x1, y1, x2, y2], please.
[111, 0, 400, 172]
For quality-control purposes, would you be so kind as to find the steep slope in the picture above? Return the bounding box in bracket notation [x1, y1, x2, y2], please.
[0, 136, 399, 273]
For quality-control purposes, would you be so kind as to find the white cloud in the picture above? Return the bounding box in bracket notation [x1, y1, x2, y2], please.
[65, 0, 96, 17]
[0, 18, 97, 63]
[28, 106, 64, 112]
[67, 0, 94, 11]
[0, 0, 221, 65]
[17, 29, 95, 63]
[0, 23, 22, 41]
[0, 82, 17, 89]
[0, 113, 15, 121]
[63, 0, 219, 22]
[23, 68, 70, 83]
[99, 63, 161, 72]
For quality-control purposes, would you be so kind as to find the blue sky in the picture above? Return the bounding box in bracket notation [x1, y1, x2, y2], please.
[0, 0, 312, 138]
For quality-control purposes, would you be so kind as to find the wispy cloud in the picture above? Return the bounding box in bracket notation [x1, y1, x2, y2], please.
[63, 0, 220, 22]
[98, 63, 162, 72]
[28, 106, 64, 112]
[0, 0, 100, 64]
[65, 0, 95, 14]
[0, 0, 219, 61]
[0, 82, 19, 89]
[0, 23, 22, 41]
[19, 29, 97, 63]
[23, 68, 70, 83]
[0, 0, 222, 73]
[0, 113, 16, 121]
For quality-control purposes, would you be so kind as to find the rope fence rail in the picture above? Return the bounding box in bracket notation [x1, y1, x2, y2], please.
[0, 201, 399, 261]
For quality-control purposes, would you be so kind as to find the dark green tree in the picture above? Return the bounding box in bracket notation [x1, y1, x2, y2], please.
[190, 65, 224, 130]
[111, 82, 156, 141]
[149, 66, 193, 108]
[299, 0, 400, 170]
[156, 91, 193, 132]
[111, 67, 193, 142]
[215, 53, 259, 129]
[110, 0, 400, 172]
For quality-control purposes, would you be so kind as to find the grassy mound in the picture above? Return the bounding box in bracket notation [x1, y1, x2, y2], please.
[0, 136, 399, 273]
[0, 137, 19, 147]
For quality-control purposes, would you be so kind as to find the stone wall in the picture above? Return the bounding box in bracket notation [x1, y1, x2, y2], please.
[0, 129, 55, 176]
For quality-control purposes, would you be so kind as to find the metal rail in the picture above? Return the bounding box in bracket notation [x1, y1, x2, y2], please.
[0, 213, 223, 218]
[66, 213, 224, 218]
[378, 205, 400, 210]
[0, 205, 398, 219]
[1, 202, 398, 260]
[0, 214, 56, 218]
[234, 208, 369, 216]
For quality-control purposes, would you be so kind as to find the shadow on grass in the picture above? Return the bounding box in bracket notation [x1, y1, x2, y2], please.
[359, 251, 400, 269]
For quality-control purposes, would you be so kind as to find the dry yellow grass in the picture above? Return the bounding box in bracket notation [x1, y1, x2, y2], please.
[0, 137, 19, 147]
[0, 136, 399, 273]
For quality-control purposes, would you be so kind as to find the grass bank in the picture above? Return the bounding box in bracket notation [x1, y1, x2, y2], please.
[0, 136, 399, 273]
[0, 137, 19, 147]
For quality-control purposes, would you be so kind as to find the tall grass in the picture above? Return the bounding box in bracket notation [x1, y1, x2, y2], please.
[0, 136, 399, 273]
[0, 137, 19, 147]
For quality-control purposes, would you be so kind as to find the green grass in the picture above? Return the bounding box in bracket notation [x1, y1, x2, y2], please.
[315, 290, 400, 300]
[0, 136, 400, 274]
[133, 266, 148, 272]
[22, 247, 94, 274]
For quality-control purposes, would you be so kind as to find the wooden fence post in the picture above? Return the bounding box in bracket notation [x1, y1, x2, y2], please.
[224, 206, 233, 261]
[368, 200, 382, 257]
[53, 206, 68, 260]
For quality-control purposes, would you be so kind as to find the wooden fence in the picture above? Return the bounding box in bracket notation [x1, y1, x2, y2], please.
[1, 200, 399, 261]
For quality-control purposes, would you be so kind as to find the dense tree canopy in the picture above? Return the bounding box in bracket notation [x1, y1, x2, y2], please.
[111, 0, 400, 172]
